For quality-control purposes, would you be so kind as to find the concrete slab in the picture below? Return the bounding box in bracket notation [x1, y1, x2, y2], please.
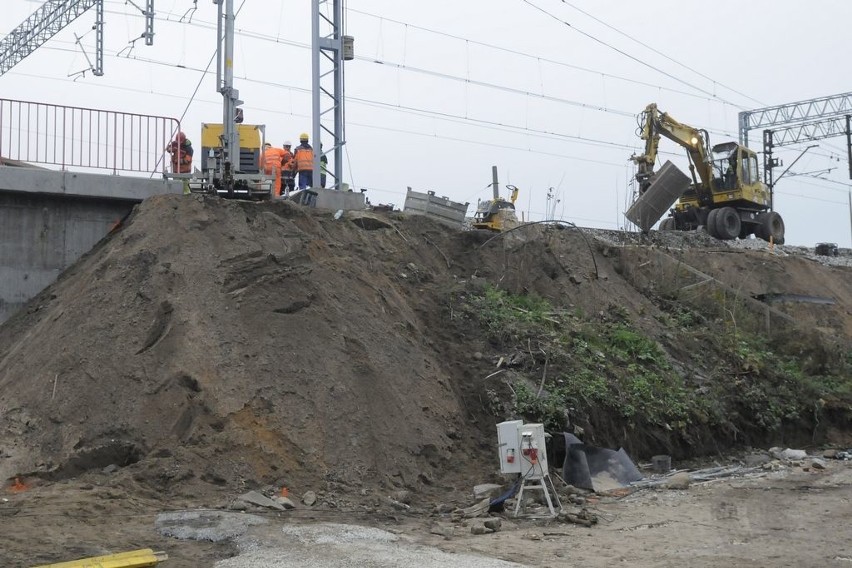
[0, 166, 183, 201]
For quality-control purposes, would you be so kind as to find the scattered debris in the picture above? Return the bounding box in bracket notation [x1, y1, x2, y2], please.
[557, 508, 598, 527]
[233, 490, 289, 511]
[456, 497, 491, 519]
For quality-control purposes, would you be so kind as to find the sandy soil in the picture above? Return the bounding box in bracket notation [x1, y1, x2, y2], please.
[3, 459, 850, 567]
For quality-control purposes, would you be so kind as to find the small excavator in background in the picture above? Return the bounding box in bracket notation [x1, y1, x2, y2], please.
[627, 103, 785, 244]
[472, 166, 520, 231]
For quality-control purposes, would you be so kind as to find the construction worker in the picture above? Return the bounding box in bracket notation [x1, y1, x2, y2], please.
[320, 143, 328, 188]
[166, 131, 193, 174]
[260, 142, 286, 198]
[281, 140, 296, 195]
[294, 133, 314, 189]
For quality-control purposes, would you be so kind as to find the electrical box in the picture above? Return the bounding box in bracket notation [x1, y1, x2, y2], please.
[496, 421, 549, 478]
[497, 420, 522, 474]
[518, 423, 548, 479]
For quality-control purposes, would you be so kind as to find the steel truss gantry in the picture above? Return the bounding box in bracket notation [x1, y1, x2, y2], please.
[0, 0, 155, 78]
[738, 93, 852, 197]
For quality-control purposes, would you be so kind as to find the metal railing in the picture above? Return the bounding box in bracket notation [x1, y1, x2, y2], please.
[0, 98, 180, 174]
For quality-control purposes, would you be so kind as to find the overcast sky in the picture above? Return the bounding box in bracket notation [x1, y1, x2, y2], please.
[2, 0, 851, 246]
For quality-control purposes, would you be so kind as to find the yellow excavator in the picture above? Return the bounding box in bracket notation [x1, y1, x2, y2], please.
[627, 103, 784, 243]
[472, 166, 520, 231]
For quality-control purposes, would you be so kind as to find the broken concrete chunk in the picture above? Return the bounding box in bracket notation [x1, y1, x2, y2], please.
[273, 496, 296, 509]
[460, 497, 491, 519]
[483, 518, 502, 532]
[663, 472, 691, 490]
[810, 458, 827, 470]
[470, 524, 490, 535]
[473, 484, 502, 500]
[235, 490, 287, 511]
[301, 491, 317, 507]
[770, 447, 808, 461]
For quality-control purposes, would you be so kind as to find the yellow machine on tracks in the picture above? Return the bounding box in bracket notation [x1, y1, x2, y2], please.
[472, 166, 520, 232]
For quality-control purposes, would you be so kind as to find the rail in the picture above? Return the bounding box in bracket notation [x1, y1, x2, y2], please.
[0, 98, 180, 175]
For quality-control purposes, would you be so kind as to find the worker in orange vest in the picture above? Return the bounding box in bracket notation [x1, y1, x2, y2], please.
[260, 142, 286, 198]
[293, 133, 314, 189]
[166, 131, 193, 174]
[281, 140, 296, 195]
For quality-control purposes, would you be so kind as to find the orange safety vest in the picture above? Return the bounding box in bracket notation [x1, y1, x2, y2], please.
[281, 149, 295, 173]
[169, 142, 193, 173]
[294, 145, 314, 172]
[261, 147, 285, 174]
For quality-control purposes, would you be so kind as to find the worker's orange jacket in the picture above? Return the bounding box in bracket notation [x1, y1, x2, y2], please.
[293, 144, 314, 172]
[168, 141, 193, 173]
[281, 149, 295, 173]
[260, 147, 286, 174]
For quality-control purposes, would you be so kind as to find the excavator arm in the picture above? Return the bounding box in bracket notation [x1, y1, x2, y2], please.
[631, 103, 712, 191]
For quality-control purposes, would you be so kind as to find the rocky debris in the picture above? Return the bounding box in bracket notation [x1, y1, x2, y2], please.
[473, 484, 503, 500]
[273, 495, 297, 509]
[429, 523, 455, 539]
[232, 490, 288, 511]
[663, 472, 691, 490]
[810, 458, 827, 470]
[770, 448, 808, 461]
[393, 490, 413, 505]
[156, 510, 266, 542]
[470, 523, 490, 535]
[558, 508, 598, 527]
[454, 497, 491, 519]
[470, 517, 502, 535]
[743, 453, 772, 467]
[301, 491, 317, 507]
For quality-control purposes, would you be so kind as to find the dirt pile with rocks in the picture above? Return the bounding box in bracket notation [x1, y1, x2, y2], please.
[0, 195, 850, 502]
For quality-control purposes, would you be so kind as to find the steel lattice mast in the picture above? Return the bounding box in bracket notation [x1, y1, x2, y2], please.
[311, 0, 352, 190]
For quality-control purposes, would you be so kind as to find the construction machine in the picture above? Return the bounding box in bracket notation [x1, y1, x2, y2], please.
[185, 122, 274, 199]
[472, 166, 520, 231]
[627, 103, 785, 243]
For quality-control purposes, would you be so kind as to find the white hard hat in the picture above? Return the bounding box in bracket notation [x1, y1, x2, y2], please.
[283, 140, 292, 146]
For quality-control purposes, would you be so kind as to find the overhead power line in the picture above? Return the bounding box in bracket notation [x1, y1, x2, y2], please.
[553, 0, 766, 108]
[345, 7, 740, 108]
[518, 0, 743, 107]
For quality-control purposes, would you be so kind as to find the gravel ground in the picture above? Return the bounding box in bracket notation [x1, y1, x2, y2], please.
[585, 226, 852, 267]
[212, 523, 528, 568]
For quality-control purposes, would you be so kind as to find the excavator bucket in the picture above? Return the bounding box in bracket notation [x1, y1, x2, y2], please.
[625, 161, 690, 232]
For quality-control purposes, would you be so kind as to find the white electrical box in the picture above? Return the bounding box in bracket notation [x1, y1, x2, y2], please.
[497, 420, 522, 474]
[497, 421, 549, 478]
[518, 423, 548, 479]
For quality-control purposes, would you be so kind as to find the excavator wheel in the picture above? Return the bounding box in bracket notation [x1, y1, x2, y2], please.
[659, 218, 676, 231]
[714, 207, 741, 240]
[705, 209, 720, 238]
[755, 211, 785, 245]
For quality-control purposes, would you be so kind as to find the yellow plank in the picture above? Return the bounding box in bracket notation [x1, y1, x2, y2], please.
[32, 548, 166, 568]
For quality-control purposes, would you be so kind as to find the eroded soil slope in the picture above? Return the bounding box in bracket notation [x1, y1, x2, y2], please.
[0, 195, 850, 500]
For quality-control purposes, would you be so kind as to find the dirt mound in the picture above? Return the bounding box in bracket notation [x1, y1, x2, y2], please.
[0, 195, 850, 502]
[0, 196, 486, 496]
